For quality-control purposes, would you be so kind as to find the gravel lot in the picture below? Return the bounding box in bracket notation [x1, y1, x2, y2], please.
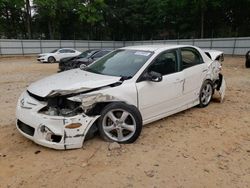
[0, 56, 249, 188]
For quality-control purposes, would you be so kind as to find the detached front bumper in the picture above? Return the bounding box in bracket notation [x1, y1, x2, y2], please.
[215, 73, 226, 102]
[16, 91, 99, 150]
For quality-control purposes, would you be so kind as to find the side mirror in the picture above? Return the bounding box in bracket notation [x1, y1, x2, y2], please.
[143, 71, 162, 82]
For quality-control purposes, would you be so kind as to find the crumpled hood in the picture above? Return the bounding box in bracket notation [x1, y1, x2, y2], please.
[27, 69, 121, 97]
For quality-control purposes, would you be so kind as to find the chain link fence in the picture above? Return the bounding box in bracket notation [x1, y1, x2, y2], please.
[0, 37, 249, 56]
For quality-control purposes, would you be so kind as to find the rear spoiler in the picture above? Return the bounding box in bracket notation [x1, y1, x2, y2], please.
[203, 49, 224, 61]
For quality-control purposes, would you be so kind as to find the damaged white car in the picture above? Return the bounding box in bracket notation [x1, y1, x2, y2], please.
[16, 45, 226, 150]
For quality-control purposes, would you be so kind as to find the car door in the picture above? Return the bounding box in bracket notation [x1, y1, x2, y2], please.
[136, 49, 185, 122]
[58, 49, 69, 60]
[67, 49, 78, 58]
[180, 47, 207, 103]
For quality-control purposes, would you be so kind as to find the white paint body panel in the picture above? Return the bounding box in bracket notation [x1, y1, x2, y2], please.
[137, 71, 184, 121]
[219, 77, 226, 102]
[28, 69, 121, 97]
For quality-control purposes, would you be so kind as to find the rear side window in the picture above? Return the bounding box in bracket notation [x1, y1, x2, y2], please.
[59, 49, 67, 53]
[68, 49, 75, 53]
[59, 49, 75, 53]
[181, 48, 203, 70]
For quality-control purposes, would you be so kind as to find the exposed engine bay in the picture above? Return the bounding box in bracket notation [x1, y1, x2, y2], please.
[39, 97, 83, 117]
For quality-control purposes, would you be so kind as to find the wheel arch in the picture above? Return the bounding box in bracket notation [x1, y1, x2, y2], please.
[48, 56, 56, 63]
[198, 79, 214, 108]
[83, 100, 142, 142]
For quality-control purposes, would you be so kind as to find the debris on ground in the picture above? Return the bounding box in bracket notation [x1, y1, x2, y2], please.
[108, 142, 121, 150]
[34, 150, 41, 154]
[81, 162, 88, 168]
[144, 170, 155, 178]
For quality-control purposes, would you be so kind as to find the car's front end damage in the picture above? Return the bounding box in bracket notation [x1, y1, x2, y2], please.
[16, 69, 124, 150]
[16, 90, 102, 150]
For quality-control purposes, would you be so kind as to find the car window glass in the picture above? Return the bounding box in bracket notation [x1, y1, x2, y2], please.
[68, 49, 75, 53]
[148, 50, 178, 76]
[59, 49, 74, 53]
[181, 48, 202, 70]
[50, 49, 58, 53]
[79, 50, 96, 58]
[59, 49, 67, 53]
[93, 51, 110, 58]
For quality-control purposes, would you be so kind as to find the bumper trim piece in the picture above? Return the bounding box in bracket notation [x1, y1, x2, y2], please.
[17, 120, 35, 136]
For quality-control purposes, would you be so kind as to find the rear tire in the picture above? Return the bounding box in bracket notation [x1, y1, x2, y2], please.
[97, 103, 142, 143]
[246, 60, 250, 68]
[199, 80, 213, 108]
[48, 56, 56, 63]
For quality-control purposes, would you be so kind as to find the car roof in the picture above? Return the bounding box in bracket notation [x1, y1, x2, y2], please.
[59, 48, 76, 50]
[121, 44, 191, 52]
[98, 49, 112, 52]
[88, 49, 111, 51]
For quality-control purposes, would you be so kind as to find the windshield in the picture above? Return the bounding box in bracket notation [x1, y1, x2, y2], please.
[50, 49, 58, 53]
[79, 50, 97, 58]
[86, 49, 153, 78]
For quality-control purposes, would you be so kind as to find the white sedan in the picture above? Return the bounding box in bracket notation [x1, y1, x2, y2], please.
[16, 45, 226, 150]
[37, 48, 81, 63]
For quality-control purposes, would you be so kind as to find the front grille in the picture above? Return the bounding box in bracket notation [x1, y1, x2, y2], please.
[17, 120, 35, 136]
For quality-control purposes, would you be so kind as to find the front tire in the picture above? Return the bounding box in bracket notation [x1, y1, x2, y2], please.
[97, 103, 142, 143]
[48, 56, 56, 63]
[199, 80, 213, 107]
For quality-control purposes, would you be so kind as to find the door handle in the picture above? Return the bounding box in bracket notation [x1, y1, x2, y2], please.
[174, 79, 184, 83]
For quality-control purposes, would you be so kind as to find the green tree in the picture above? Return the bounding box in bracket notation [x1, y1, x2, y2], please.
[1, 0, 250, 40]
[0, 0, 26, 38]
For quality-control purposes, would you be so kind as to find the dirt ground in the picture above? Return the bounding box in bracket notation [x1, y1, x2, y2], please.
[0, 56, 249, 188]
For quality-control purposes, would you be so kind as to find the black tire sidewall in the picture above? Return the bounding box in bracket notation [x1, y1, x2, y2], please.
[246, 60, 250, 68]
[48, 56, 55, 63]
[199, 80, 213, 108]
[97, 102, 142, 144]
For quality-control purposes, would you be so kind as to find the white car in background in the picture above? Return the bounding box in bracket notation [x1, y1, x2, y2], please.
[37, 48, 81, 63]
[16, 45, 226, 150]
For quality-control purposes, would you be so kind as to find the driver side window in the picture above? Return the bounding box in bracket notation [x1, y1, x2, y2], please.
[148, 50, 178, 76]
